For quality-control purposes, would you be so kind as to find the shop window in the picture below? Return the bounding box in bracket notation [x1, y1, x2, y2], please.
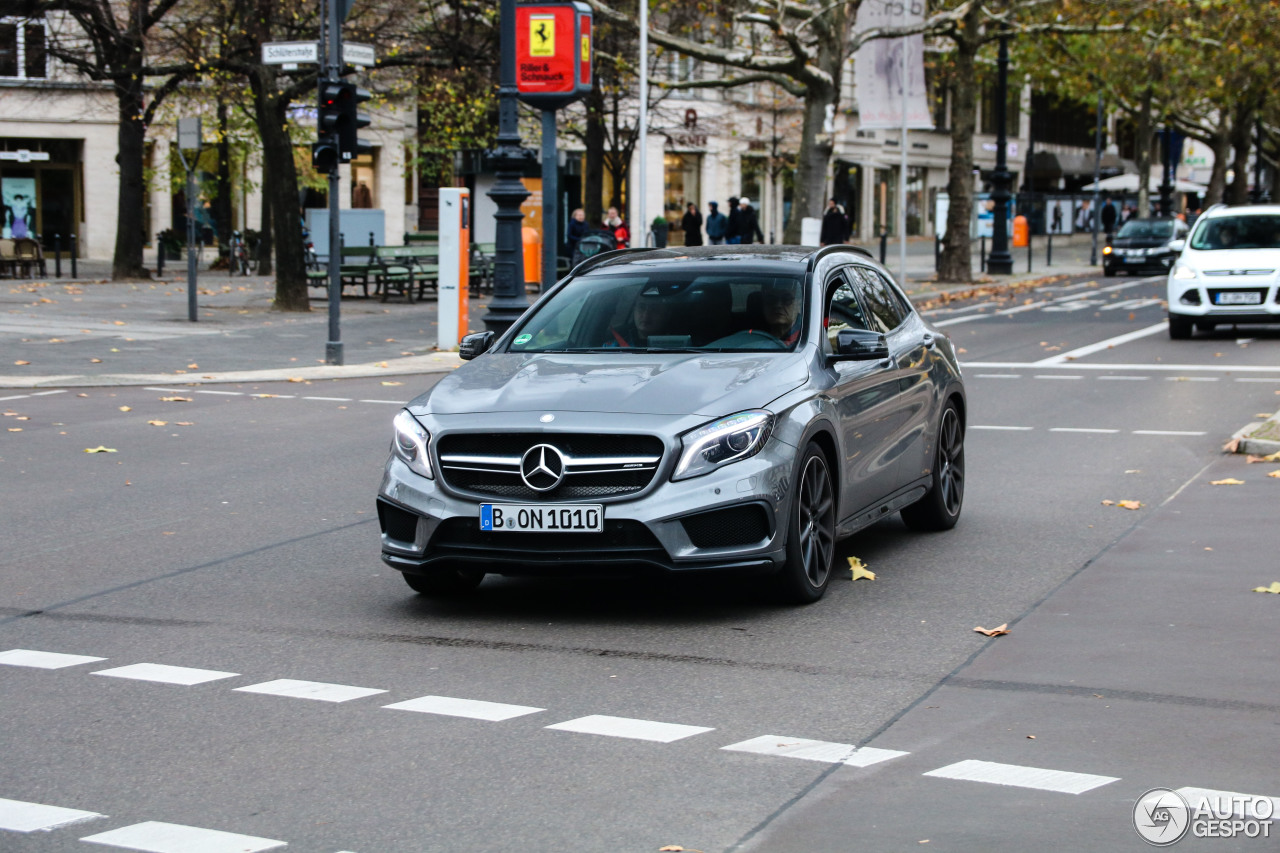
[0, 19, 45, 79]
[351, 152, 376, 208]
[662, 152, 701, 244]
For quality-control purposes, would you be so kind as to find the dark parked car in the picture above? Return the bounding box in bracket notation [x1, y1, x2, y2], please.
[377, 245, 966, 603]
[1103, 217, 1189, 276]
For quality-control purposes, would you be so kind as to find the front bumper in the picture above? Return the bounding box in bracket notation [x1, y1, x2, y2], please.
[377, 417, 796, 577]
[1167, 279, 1280, 321]
[1105, 252, 1176, 274]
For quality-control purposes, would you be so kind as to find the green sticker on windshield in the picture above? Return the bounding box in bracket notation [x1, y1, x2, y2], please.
[514, 333, 532, 345]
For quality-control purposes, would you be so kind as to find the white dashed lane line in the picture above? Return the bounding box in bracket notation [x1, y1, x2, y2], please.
[1177, 787, 1280, 819]
[384, 695, 545, 721]
[545, 715, 715, 743]
[0, 797, 103, 833]
[1049, 427, 1119, 434]
[0, 389, 67, 402]
[970, 426, 1207, 436]
[91, 663, 239, 686]
[0, 649, 106, 669]
[234, 679, 388, 703]
[969, 425, 1034, 431]
[721, 736, 907, 767]
[923, 759, 1119, 795]
[81, 821, 286, 852]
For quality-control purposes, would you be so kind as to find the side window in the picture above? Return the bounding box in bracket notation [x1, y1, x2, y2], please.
[823, 270, 871, 354]
[851, 267, 907, 332]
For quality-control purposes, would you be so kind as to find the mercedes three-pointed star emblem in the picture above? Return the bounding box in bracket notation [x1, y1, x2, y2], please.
[520, 444, 567, 492]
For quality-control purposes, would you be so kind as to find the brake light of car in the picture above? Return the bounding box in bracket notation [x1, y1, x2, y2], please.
[391, 410, 434, 479]
[673, 410, 774, 481]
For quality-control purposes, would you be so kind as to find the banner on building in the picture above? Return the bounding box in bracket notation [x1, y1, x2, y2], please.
[854, 0, 933, 130]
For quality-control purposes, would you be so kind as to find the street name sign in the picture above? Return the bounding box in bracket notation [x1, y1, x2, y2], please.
[262, 42, 320, 65]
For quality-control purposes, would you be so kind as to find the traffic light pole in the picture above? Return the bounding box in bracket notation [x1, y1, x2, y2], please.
[324, 0, 344, 365]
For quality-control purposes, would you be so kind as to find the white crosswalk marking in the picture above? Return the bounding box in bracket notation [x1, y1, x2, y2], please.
[545, 715, 714, 743]
[81, 821, 286, 852]
[0, 649, 106, 669]
[234, 679, 387, 703]
[721, 736, 908, 767]
[92, 663, 239, 686]
[1176, 787, 1280, 819]
[383, 695, 544, 721]
[923, 759, 1118, 794]
[0, 797, 103, 832]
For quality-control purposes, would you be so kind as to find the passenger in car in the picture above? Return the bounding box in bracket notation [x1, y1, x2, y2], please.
[760, 283, 802, 345]
[605, 289, 675, 347]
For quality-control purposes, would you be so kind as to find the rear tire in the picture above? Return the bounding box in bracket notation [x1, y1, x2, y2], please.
[1168, 314, 1193, 339]
[402, 568, 484, 596]
[772, 443, 836, 604]
[901, 402, 964, 532]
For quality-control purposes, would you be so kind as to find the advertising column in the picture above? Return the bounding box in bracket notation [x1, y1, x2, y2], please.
[438, 188, 471, 350]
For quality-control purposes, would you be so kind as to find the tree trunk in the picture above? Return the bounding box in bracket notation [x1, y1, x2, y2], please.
[257, 170, 273, 276]
[583, 88, 605, 226]
[249, 66, 308, 310]
[783, 84, 834, 244]
[938, 14, 980, 283]
[215, 101, 233, 261]
[111, 71, 151, 280]
[1135, 87, 1153, 218]
[1203, 126, 1230, 207]
[1225, 101, 1253, 205]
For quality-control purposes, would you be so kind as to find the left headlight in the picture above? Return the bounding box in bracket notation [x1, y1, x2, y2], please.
[673, 410, 774, 481]
[391, 410, 433, 479]
[1172, 264, 1198, 280]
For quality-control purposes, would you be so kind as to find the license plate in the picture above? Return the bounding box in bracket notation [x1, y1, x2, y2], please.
[479, 504, 604, 532]
[1215, 291, 1262, 305]
[1125, 256, 1145, 263]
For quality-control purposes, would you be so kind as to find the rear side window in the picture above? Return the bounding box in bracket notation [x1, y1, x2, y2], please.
[850, 268, 907, 333]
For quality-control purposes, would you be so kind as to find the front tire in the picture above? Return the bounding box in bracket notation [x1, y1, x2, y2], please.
[901, 402, 964, 531]
[402, 568, 484, 596]
[773, 443, 836, 604]
[1168, 314, 1193, 339]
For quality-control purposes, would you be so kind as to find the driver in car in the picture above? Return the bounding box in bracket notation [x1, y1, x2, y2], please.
[760, 282, 802, 345]
[607, 288, 674, 347]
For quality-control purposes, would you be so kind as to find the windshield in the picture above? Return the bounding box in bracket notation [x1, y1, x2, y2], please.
[1189, 215, 1280, 251]
[507, 270, 807, 353]
[1116, 220, 1174, 240]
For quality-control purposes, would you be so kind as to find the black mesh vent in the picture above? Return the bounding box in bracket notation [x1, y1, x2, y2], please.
[681, 504, 771, 549]
[445, 468, 654, 500]
[430, 517, 664, 556]
[438, 433, 664, 458]
[378, 499, 420, 543]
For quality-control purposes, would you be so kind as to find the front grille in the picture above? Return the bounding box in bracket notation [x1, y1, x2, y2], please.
[681, 504, 771, 549]
[429, 517, 665, 556]
[436, 432, 664, 500]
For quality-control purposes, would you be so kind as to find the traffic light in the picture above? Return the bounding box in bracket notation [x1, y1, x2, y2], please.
[338, 84, 373, 161]
[313, 78, 345, 172]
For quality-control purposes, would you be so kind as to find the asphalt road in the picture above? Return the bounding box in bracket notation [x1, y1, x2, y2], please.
[2, 274, 1278, 852]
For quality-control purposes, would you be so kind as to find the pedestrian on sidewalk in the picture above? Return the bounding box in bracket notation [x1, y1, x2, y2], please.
[725, 196, 742, 244]
[705, 201, 727, 245]
[738, 198, 764, 244]
[820, 198, 849, 246]
[681, 202, 704, 246]
[1101, 196, 1118, 238]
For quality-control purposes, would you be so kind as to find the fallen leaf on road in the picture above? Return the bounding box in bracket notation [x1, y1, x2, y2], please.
[849, 556, 875, 581]
[1255, 413, 1274, 419]
[1027, 735, 1036, 739]
[381, 381, 403, 386]
[1210, 478, 1245, 486]
[1125, 469, 1141, 474]
[48, 338, 63, 343]
[159, 396, 192, 402]
[1269, 470, 1280, 479]
[1117, 500, 1142, 509]
[1262, 451, 1280, 462]
[1252, 582, 1280, 594]
[175, 421, 194, 426]
[90, 358, 102, 363]
[974, 624, 1009, 637]
[1223, 437, 1241, 452]
[118, 406, 131, 412]
[7, 427, 21, 432]
[147, 420, 168, 426]
[287, 377, 306, 383]
[84, 446, 117, 453]
[187, 363, 198, 369]
[14, 360, 29, 365]
[376, 361, 389, 368]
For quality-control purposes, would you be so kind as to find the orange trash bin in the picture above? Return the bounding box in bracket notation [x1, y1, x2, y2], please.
[522, 226, 541, 287]
[1012, 215, 1029, 248]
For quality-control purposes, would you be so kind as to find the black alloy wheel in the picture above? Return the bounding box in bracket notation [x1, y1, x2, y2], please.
[901, 401, 964, 531]
[774, 443, 836, 603]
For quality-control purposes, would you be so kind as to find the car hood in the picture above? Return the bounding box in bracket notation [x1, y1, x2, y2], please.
[413, 351, 811, 417]
[1112, 237, 1172, 249]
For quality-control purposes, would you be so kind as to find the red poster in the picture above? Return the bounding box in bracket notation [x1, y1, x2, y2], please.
[516, 6, 576, 95]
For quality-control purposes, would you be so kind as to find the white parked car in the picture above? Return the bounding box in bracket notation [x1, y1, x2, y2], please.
[1167, 204, 1280, 339]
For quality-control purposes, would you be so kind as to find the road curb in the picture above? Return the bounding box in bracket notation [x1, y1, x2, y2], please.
[0, 351, 464, 389]
[1229, 413, 1280, 456]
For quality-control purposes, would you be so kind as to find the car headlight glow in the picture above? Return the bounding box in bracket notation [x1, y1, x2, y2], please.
[1172, 264, 1198, 280]
[673, 410, 774, 481]
[391, 410, 433, 479]
[1102, 246, 1112, 255]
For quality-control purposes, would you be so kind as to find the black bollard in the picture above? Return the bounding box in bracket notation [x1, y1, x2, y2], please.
[1046, 232, 1053, 267]
[70, 233, 78, 279]
[980, 235, 986, 273]
[935, 235, 941, 272]
[1028, 233, 1033, 273]
[879, 230, 888, 265]
[54, 234, 62, 278]
[157, 232, 165, 276]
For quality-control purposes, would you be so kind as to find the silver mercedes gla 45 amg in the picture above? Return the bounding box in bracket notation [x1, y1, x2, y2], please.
[378, 245, 966, 603]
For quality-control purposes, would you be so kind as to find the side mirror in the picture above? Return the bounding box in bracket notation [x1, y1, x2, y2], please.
[458, 331, 495, 360]
[1169, 239, 1186, 253]
[832, 328, 889, 361]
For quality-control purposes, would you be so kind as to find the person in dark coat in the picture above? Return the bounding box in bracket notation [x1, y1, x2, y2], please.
[705, 201, 727, 244]
[738, 197, 764, 244]
[566, 208, 590, 259]
[725, 196, 742, 244]
[1101, 197, 1118, 238]
[681, 202, 703, 246]
[819, 198, 849, 245]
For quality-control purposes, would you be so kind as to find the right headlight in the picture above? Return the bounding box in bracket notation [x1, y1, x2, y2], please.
[673, 410, 774, 481]
[391, 410, 433, 479]
[1172, 264, 1198, 280]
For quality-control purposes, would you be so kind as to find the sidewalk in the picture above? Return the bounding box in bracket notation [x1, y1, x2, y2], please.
[1, 238, 1103, 390]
